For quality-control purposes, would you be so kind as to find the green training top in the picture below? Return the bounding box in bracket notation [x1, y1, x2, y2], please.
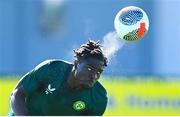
[10, 59, 107, 116]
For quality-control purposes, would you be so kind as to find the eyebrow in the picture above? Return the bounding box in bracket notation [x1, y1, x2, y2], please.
[86, 65, 103, 73]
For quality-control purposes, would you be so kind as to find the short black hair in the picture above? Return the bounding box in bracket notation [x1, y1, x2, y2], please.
[74, 40, 108, 66]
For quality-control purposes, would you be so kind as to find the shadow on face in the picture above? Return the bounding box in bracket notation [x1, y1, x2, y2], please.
[74, 58, 105, 89]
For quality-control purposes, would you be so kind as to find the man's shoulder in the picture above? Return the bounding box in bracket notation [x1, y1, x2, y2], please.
[35, 59, 72, 69]
[93, 81, 107, 98]
[48, 59, 72, 65]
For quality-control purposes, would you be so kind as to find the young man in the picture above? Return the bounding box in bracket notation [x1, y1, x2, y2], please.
[9, 40, 108, 116]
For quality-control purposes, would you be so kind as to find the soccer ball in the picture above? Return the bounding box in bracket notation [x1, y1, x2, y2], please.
[114, 6, 149, 41]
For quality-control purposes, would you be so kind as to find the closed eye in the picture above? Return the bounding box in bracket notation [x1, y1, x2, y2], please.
[87, 65, 102, 75]
[87, 67, 92, 71]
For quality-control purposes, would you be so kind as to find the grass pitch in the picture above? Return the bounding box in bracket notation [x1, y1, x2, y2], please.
[0, 77, 19, 115]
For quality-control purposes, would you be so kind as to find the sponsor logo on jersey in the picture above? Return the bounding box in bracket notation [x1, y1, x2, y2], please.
[45, 84, 56, 95]
[73, 100, 86, 111]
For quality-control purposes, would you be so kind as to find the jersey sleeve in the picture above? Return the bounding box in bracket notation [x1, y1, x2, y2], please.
[90, 82, 108, 115]
[20, 60, 50, 95]
[90, 97, 108, 115]
[84, 97, 107, 116]
[85, 82, 108, 115]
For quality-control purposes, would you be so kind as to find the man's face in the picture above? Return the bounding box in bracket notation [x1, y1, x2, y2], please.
[74, 58, 105, 89]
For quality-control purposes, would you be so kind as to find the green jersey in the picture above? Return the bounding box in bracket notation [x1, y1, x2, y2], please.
[10, 60, 107, 115]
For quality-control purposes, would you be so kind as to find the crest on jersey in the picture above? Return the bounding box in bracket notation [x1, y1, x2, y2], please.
[73, 101, 86, 111]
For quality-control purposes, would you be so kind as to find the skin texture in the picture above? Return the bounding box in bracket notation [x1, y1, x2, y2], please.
[10, 57, 105, 115]
[67, 57, 105, 90]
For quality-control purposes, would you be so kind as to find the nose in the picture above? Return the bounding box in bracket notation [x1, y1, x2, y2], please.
[89, 72, 97, 80]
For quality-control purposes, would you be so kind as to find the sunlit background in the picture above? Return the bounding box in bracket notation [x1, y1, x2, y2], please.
[0, 0, 180, 115]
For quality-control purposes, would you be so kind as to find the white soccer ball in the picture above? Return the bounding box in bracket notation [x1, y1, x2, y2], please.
[114, 6, 149, 41]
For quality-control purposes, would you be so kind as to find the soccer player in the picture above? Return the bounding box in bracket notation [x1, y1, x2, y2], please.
[9, 40, 108, 116]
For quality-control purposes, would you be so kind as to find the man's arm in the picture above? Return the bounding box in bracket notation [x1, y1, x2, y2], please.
[10, 82, 29, 115]
[10, 60, 51, 115]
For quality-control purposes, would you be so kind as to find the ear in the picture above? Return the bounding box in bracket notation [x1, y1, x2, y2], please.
[74, 60, 78, 68]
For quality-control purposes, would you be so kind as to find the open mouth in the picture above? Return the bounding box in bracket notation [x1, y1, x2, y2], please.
[78, 79, 95, 88]
[80, 80, 94, 88]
